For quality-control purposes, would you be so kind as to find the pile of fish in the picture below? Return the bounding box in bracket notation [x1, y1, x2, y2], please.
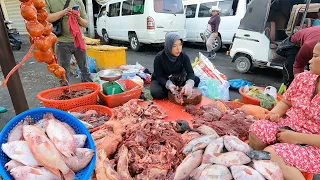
[185, 102, 257, 140]
[70, 109, 111, 129]
[174, 127, 283, 180]
[2, 113, 94, 180]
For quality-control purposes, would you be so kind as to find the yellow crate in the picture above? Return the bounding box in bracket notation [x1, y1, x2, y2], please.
[87, 45, 127, 69]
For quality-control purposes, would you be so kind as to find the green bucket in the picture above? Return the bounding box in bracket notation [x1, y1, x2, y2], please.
[102, 82, 125, 95]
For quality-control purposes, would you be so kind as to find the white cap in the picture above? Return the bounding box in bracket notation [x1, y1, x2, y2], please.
[210, 6, 221, 12]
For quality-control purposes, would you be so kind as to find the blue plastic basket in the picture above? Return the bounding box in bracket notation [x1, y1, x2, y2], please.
[0, 108, 96, 180]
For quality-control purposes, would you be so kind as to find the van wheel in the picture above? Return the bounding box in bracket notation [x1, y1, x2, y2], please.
[102, 31, 111, 44]
[129, 33, 141, 52]
[212, 36, 222, 52]
[234, 55, 252, 73]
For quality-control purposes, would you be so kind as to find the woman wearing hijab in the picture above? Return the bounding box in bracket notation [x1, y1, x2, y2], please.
[206, 6, 221, 59]
[150, 32, 200, 99]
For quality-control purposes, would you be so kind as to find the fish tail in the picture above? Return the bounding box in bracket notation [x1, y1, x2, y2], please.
[63, 169, 75, 180]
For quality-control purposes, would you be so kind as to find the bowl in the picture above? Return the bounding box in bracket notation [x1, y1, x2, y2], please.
[98, 69, 123, 81]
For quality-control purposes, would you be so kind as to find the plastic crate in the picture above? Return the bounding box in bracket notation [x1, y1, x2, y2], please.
[0, 108, 96, 180]
[87, 45, 127, 69]
[98, 79, 142, 108]
[239, 87, 282, 110]
[37, 82, 100, 111]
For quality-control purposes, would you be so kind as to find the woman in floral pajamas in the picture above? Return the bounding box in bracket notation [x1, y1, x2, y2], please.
[249, 41, 320, 180]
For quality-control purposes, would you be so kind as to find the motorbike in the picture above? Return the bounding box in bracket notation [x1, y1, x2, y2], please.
[4, 21, 22, 50]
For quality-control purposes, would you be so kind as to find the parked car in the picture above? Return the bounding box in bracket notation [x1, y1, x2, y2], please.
[96, 0, 186, 51]
[183, 0, 247, 51]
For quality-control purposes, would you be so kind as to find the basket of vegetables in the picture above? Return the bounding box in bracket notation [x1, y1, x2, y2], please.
[37, 82, 100, 111]
[0, 108, 96, 180]
[239, 86, 282, 110]
[68, 105, 114, 133]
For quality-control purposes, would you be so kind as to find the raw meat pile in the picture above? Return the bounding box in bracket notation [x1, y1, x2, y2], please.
[122, 120, 186, 179]
[70, 110, 110, 129]
[185, 102, 257, 140]
[169, 88, 202, 105]
[2, 113, 94, 180]
[175, 126, 283, 180]
[58, 89, 94, 100]
[112, 99, 167, 129]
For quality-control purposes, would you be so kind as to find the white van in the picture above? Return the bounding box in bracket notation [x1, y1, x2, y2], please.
[183, 0, 247, 51]
[96, 0, 186, 51]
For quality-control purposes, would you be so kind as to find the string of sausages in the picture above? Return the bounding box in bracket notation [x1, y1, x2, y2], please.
[2, 0, 67, 86]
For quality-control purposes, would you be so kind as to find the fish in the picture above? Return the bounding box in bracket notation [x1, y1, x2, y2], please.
[63, 148, 94, 172]
[253, 160, 284, 180]
[174, 150, 203, 180]
[189, 164, 211, 180]
[23, 125, 75, 179]
[44, 119, 75, 158]
[202, 137, 224, 164]
[62, 122, 76, 135]
[1, 141, 40, 166]
[73, 134, 87, 148]
[199, 164, 233, 180]
[10, 166, 61, 180]
[183, 135, 219, 154]
[5, 160, 24, 171]
[8, 117, 31, 142]
[117, 145, 132, 180]
[230, 165, 265, 180]
[195, 125, 219, 136]
[246, 151, 271, 160]
[213, 151, 251, 167]
[224, 135, 252, 153]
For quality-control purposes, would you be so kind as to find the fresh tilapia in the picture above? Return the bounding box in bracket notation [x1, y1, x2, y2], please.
[5, 160, 24, 171]
[183, 135, 219, 154]
[62, 122, 76, 135]
[202, 137, 224, 164]
[231, 165, 265, 180]
[174, 150, 203, 180]
[253, 160, 284, 180]
[74, 134, 87, 148]
[10, 166, 61, 180]
[189, 164, 211, 180]
[199, 165, 233, 180]
[63, 148, 94, 172]
[224, 135, 252, 153]
[45, 119, 75, 158]
[8, 117, 31, 142]
[213, 151, 251, 167]
[195, 125, 219, 136]
[23, 125, 75, 179]
[246, 151, 271, 160]
[2, 141, 40, 166]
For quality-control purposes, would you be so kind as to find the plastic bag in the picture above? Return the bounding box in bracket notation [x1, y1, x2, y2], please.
[206, 78, 230, 101]
[264, 86, 277, 99]
[120, 62, 144, 73]
[228, 79, 253, 90]
[88, 57, 96, 73]
[193, 52, 227, 84]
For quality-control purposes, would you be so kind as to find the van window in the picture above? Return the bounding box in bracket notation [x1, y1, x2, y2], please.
[133, 0, 145, 14]
[198, 2, 218, 17]
[185, 4, 197, 18]
[154, 0, 184, 14]
[198, 0, 237, 18]
[109, 2, 121, 17]
[122, 1, 132, 16]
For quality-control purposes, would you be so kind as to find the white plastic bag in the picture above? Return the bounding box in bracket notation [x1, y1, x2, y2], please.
[193, 52, 227, 84]
[264, 86, 277, 99]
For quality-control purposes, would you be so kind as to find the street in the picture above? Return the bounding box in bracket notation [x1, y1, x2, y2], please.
[0, 43, 283, 129]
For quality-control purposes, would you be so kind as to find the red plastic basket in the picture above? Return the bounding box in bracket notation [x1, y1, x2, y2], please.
[98, 79, 142, 108]
[239, 87, 282, 110]
[37, 82, 100, 111]
[68, 105, 114, 120]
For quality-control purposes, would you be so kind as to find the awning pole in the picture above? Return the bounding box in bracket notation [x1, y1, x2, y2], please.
[299, 0, 312, 30]
[0, 8, 29, 114]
